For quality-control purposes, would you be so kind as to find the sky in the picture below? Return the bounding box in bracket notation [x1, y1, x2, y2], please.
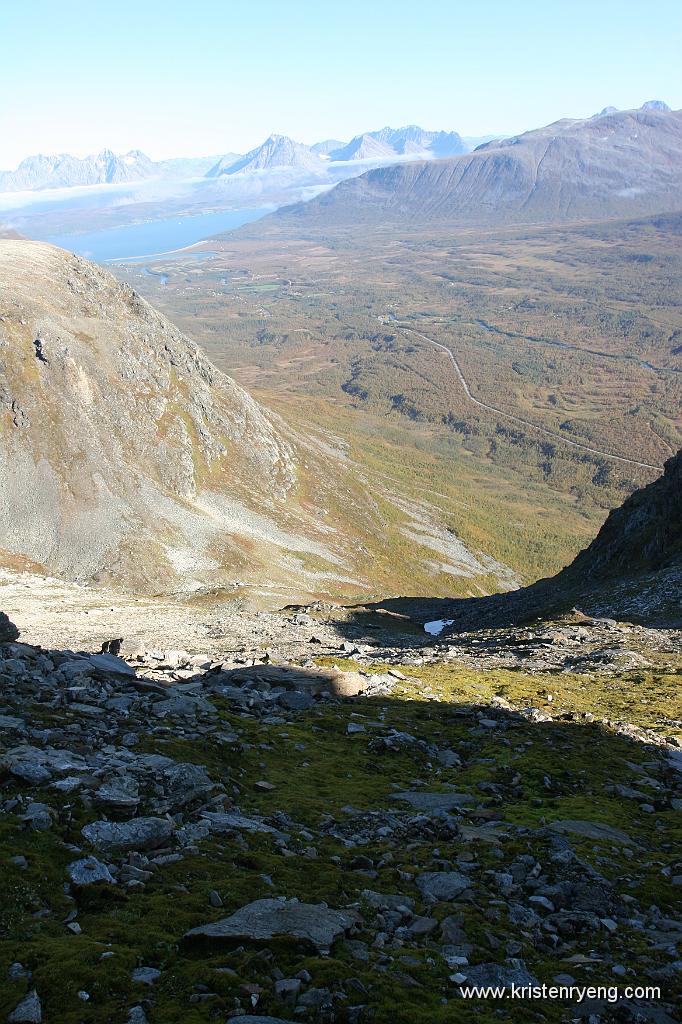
[2, 0, 681, 168]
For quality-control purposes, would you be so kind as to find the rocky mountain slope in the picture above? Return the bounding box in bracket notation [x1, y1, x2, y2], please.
[0, 240, 521, 600]
[567, 447, 682, 580]
[0, 241, 307, 592]
[263, 105, 682, 230]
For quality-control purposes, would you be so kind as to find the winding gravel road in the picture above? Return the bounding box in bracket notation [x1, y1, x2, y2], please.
[400, 328, 664, 473]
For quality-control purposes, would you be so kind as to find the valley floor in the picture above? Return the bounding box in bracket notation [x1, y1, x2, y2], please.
[1, 578, 681, 1023]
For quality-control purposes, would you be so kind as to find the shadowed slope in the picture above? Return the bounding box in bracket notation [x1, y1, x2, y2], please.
[352, 449, 682, 631]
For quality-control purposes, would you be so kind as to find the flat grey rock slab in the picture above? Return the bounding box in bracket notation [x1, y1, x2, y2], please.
[278, 690, 315, 710]
[229, 1018, 297, 1024]
[2, 745, 88, 784]
[416, 871, 471, 901]
[200, 811, 287, 840]
[549, 819, 637, 846]
[131, 966, 161, 985]
[88, 653, 136, 676]
[391, 791, 474, 812]
[82, 816, 174, 854]
[0, 714, 26, 731]
[458, 960, 540, 990]
[184, 898, 361, 953]
[361, 889, 415, 911]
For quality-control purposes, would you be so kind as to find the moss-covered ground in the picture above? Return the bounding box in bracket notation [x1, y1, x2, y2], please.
[1, 661, 680, 1023]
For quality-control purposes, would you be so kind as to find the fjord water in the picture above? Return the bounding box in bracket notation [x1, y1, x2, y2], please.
[43, 206, 269, 262]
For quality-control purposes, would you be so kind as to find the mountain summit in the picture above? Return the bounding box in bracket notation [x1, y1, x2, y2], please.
[207, 135, 325, 176]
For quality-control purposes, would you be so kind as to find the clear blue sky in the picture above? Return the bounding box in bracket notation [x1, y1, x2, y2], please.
[2, 0, 680, 167]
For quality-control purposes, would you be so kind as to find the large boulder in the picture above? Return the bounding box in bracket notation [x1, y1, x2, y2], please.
[82, 816, 174, 855]
[67, 856, 117, 887]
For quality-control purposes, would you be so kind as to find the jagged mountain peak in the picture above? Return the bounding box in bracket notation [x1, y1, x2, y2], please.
[207, 135, 325, 177]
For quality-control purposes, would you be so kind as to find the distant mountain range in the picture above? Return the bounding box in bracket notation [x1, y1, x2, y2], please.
[0, 124, 480, 192]
[0, 149, 155, 192]
[2, 103, 675, 200]
[0, 148, 222, 192]
[260, 103, 682, 230]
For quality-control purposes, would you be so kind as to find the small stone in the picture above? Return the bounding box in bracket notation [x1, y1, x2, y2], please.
[131, 967, 161, 985]
[8, 990, 42, 1023]
[274, 978, 302, 1002]
[255, 781, 275, 791]
[126, 1009, 148, 1024]
[208, 890, 223, 908]
[8, 964, 30, 980]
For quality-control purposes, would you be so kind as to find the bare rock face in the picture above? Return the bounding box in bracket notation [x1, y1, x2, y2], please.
[0, 241, 348, 594]
[568, 448, 682, 578]
[0, 611, 19, 643]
